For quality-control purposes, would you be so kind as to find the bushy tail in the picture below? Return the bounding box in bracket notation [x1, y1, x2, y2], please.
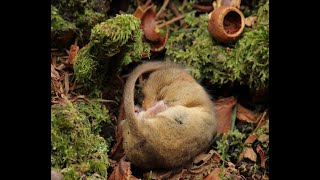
[123, 61, 177, 135]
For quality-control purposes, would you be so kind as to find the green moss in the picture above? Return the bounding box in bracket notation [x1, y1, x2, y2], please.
[73, 14, 150, 93]
[51, 5, 76, 31]
[166, 0, 269, 90]
[229, 25, 269, 89]
[73, 46, 101, 88]
[89, 14, 149, 58]
[51, 0, 110, 43]
[51, 100, 112, 179]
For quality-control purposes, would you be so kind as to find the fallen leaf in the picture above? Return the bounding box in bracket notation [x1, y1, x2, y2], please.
[214, 96, 237, 133]
[256, 144, 266, 169]
[140, 5, 160, 42]
[68, 44, 79, 64]
[258, 134, 269, 143]
[245, 133, 258, 144]
[144, 149, 222, 179]
[192, 149, 217, 166]
[204, 168, 222, 180]
[237, 103, 259, 123]
[245, 16, 257, 27]
[108, 158, 139, 180]
[243, 147, 257, 162]
[51, 64, 60, 79]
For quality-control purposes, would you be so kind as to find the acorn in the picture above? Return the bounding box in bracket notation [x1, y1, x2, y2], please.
[208, 5, 245, 44]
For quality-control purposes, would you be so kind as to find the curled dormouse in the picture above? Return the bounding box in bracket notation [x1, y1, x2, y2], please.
[122, 61, 217, 169]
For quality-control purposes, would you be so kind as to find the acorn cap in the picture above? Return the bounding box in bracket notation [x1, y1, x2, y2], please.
[208, 6, 245, 44]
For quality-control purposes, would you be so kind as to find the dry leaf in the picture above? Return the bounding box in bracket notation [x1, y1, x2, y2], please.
[243, 147, 257, 162]
[256, 144, 266, 169]
[245, 133, 258, 144]
[145, 149, 222, 179]
[134, 3, 169, 52]
[204, 168, 222, 180]
[237, 103, 259, 123]
[245, 16, 257, 27]
[192, 149, 216, 166]
[258, 134, 269, 143]
[51, 64, 60, 79]
[108, 158, 139, 180]
[68, 44, 79, 64]
[214, 96, 237, 133]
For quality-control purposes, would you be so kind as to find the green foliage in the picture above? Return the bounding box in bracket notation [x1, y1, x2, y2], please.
[255, 0, 269, 28]
[51, 100, 112, 179]
[51, 0, 109, 43]
[73, 46, 100, 87]
[166, 0, 269, 90]
[51, 5, 76, 31]
[215, 130, 246, 162]
[256, 120, 269, 137]
[89, 14, 150, 59]
[73, 14, 150, 93]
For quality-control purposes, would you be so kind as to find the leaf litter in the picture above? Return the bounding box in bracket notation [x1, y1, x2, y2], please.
[51, 0, 269, 179]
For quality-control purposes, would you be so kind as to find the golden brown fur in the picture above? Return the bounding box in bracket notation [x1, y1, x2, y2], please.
[122, 61, 217, 169]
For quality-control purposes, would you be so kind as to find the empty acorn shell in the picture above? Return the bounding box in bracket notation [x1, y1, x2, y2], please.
[208, 6, 245, 44]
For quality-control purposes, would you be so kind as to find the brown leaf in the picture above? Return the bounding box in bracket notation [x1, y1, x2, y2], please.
[108, 158, 139, 180]
[192, 149, 217, 166]
[237, 103, 259, 123]
[134, 4, 170, 52]
[258, 134, 269, 143]
[214, 96, 237, 133]
[256, 144, 266, 169]
[204, 168, 222, 180]
[243, 147, 257, 162]
[245, 16, 257, 27]
[140, 5, 161, 42]
[144, 149, 222, 179]
[68, 44, 79, 64]
[51, 64, 60, 79]
[244, 133, 258, 144]
[204, 167, 241, 180]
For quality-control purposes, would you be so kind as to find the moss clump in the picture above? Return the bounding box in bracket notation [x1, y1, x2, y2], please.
[51, 100, 112, 179]
[73, 14, 150, 92]
[166, 0, 269, 90]
[89, 14, 150, 60]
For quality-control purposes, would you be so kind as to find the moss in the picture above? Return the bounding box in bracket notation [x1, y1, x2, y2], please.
[166, 0, 269, 90]
[51, 100, 112, 179]
[73, 14, 150, 94]
[51, 0, 110, 44]
[51, 5, 76, 31]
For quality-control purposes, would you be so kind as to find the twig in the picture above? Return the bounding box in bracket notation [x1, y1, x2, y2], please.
[97, 99, 119, 105]
[137, 0, 142, 6]
[155, 0, 170, 19]
[157, 14, 186, 29]
[192, 4, 213, 12]
[253, 111, 267, 132]
[181, 0, 187, 11]
[169, 1, 184, 25]
[64, 71, 69, 95]
[143, 0, 152, 8]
